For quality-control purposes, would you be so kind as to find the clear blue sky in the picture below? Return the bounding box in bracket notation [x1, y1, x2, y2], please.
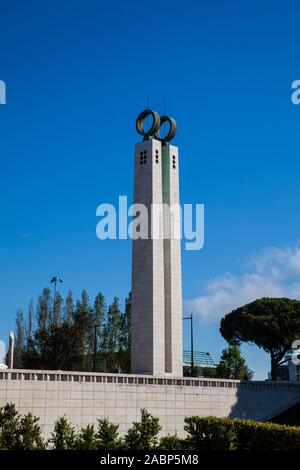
[1, 0, 300, 379]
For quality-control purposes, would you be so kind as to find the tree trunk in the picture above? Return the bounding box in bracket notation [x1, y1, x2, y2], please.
[271, 357, 278, 381]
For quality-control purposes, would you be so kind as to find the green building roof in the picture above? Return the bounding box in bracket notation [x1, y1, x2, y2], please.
[183, 350, 216, 367]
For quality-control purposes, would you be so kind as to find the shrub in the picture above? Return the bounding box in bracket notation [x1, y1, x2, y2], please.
[234, 418, 300, 450]
[0, 403, 21, 449]
[97, 418, 122, 449]
[185, 416, 300, 450]
[184, 416, 235, 450]
[158, 435, 187, 450]
[75, 424, 98, 450]
[124, 408, 161, 450]
[18, 412, 45, 450]
[49, 416, 76, 450]
[0, 403, 44, 450]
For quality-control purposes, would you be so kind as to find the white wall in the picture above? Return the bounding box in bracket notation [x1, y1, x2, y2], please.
[0, 370, 299, 437]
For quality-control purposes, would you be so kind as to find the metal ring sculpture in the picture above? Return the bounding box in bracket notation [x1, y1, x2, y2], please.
[154, 115, 176, 143]
[136, 109, 177, 143]
[136, 109, 160, 140]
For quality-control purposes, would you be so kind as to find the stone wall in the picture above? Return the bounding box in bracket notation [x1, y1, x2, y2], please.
[1, 370, 300, 437]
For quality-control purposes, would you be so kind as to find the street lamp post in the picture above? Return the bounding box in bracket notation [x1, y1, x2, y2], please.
[183, 313, 194, 377]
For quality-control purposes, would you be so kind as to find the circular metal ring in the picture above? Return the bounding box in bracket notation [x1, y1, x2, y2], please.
[136, 109, 160, 140]
[154, 115, 177, 143]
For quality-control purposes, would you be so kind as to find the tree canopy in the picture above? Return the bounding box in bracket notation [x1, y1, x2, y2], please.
[220, 297, 300, 380]
[217, 344, 253, 380]
[13, 288, 131, 374]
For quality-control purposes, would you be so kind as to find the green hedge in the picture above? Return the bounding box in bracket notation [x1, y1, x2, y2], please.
[2, 402, 300, 450]
[184, 416, 300, 450]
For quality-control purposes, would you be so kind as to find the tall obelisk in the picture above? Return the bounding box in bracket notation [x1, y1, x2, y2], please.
[162, 143, 183, 376]
[131, 110, 182, 376]
[131, 136, 165, 375]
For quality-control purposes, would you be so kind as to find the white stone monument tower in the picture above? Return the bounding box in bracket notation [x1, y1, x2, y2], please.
[131, 110, 183, 376]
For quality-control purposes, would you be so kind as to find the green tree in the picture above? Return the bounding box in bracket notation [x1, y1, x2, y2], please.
[75, 425, 98, 450]
[90, 292, 106, 371]
[18, 412, 44, 450]
[73, 290, 94, 370]
[124, 409, 161, 450]
[102, 297, 122, 372]
[44, 292, 64, 368]
[50, 416, 76, 450]
[64, 290, 75, 324]
[47, 290, 81, 370]
[35, 288, 52, 364]
[97, 418, 121, 449]
[0, 403, 44, 450]
[74, 290, 92, 330]
[220, 297, 300, 380]
[27, 299, 34, 342]
[217, 344, 253, 380]
[14, 309, 26, 368]
[23, 300, 37, 369]
[52, 292, 63, 327]
[0, 403, 21, 449]
[119, 292, 131, 373]
[12, 287, 134, 373]
[36, 288, 52, 331]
